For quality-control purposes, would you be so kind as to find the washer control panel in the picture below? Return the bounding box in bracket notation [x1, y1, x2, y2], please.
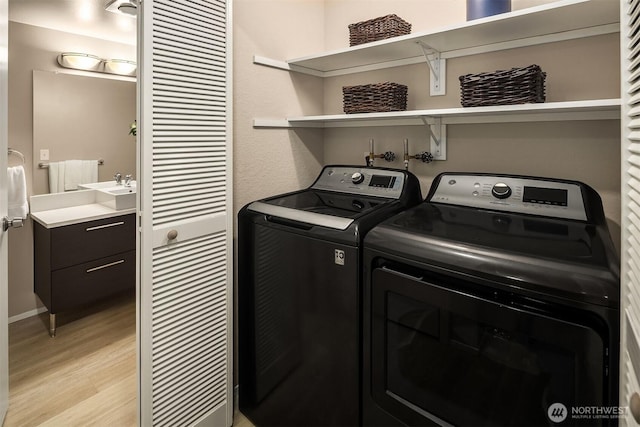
[312, 166, 406, 199]
[429, 174, 587, 221]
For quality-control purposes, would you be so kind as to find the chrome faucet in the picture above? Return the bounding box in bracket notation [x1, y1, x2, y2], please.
[114, 172, 122, 185]
[125, 174, 133, 187]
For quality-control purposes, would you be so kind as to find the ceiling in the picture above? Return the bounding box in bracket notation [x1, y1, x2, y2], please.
[9, 0, 136, 45]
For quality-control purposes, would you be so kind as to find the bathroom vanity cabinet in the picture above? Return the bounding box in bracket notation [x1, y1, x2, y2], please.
[33, 213, 136, 336]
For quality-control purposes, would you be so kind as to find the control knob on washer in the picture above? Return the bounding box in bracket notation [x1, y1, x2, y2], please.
[491, 182, 512, 199]
[351, 172, 365, 184]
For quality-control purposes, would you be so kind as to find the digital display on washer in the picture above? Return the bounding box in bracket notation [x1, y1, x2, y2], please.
[523, 186, 568, 206]
[369, 175, 396, 188]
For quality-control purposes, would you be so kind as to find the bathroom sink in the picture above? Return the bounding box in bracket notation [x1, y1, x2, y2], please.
[79, 180, 137, 190]
[95, 187, 135, 210]
[104, 187, 135, 195]
[79, 181, 136, 210]
[78, 180, 136, 211]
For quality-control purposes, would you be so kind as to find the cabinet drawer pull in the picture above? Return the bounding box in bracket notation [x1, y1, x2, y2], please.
[86, 221, 125, 232]
[86, 259, 125, 273]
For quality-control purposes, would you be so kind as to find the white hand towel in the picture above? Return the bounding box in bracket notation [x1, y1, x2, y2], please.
[48, 161, 65, 193]
[7, 165, 28, 219]
[80, 160, 98, 185]
[64, 160, 83, 191]
[48, 162, 58, 193]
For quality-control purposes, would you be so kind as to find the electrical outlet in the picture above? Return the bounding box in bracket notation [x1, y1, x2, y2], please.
[40, 149, 49, 161]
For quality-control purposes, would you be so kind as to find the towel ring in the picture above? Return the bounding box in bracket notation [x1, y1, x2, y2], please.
[7, 148, 25, 164]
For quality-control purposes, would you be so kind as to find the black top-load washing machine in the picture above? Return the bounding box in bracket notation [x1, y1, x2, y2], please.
[238, 165, 422, 426]
[362, 173, 620, 427]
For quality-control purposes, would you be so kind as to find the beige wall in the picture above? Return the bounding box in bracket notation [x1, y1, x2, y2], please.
[235, 0, 622, 247]
[232, 0, 622, 391]
[323, 0, 465, 50]
[7, 0, 621, 320]
[8, 22, 135, 318]
[233, 0, 326, 214]
[318, 4, 622, 251]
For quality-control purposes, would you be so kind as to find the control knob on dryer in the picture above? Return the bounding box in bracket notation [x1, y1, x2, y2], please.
[351, 172, 365, 184]
[491, 182, 512, 199]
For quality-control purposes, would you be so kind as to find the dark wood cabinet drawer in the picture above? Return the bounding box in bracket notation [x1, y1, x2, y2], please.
[50, 214, 136, 269]
[50, 250, 135, 312]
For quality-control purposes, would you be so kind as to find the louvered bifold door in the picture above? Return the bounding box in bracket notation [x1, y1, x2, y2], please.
[622, 1, 640, 425]
[138, 0, 233, 426]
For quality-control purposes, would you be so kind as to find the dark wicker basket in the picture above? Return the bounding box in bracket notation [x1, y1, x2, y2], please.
[343, 82, 408, 114]
[459, 65, 546, 107]
[348, 14, 411, 46]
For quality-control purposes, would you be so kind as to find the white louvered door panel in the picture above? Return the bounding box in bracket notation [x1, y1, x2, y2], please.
[138, 0, 233, 426]
[622, 0, 640, 425]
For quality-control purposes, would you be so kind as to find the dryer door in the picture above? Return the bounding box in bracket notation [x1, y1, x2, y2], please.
[368, 266, 611, 426]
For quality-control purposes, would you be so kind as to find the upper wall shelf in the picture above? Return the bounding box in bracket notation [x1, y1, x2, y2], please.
[253, 99, 621, 128]
[254, 0, 619, 77]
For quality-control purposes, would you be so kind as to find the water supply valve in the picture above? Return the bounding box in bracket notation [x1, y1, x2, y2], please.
[403, 138, 434, 169]
[367, 139, 396, 166]
[416, 151, 434, 163]
[382, 151, 396, 162]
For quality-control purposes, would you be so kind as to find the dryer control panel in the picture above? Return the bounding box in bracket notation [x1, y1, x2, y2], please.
[312, 166, 407, 199]
[429, 174, 588, 221]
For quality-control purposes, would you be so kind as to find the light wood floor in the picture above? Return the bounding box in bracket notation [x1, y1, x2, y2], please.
[5, 291, 137, 427]
[4, 291, 254, 427]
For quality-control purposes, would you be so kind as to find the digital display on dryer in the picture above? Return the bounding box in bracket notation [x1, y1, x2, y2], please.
[523, 186, 568, 206]
[369, 175, 396, 188]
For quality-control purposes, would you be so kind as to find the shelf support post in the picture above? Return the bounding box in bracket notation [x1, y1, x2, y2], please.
[416, 41, 446, 97]
[422, 117, 447, 160]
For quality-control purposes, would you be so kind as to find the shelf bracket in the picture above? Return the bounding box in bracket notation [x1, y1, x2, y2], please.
[421, 117, 447, 160]
[416, 41, 446, 97]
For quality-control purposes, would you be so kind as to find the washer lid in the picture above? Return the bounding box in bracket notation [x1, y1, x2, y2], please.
[365, 203, 620, 307]
[248, 189, 388, 230]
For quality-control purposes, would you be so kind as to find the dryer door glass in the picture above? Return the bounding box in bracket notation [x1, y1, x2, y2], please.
[369, 267, 609, 427]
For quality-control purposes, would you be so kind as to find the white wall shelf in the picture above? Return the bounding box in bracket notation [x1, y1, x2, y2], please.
[253, 99, 621, 129]
[252, 0, 620, 162]
[253, 0, 619, 78]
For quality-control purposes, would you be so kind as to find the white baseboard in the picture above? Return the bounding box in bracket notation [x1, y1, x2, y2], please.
[9, 307, 47, 324]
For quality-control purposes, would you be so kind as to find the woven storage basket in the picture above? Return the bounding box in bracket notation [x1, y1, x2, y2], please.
[459, 64, 546, 107]
[348, 14, 411, 46]
[343, 82, 408, 114]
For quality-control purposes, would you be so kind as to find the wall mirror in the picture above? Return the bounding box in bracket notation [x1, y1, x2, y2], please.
[32, 70, 136, 195]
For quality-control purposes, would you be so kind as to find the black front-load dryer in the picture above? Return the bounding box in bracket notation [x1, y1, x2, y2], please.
[362, 173, 620, 427]
[238, 165, 422, 426]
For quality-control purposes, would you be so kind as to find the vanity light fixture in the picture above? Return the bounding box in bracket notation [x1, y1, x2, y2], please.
[105, 0, 138, 17]
[57, 53, 101, 71]
[57, 52, 137, 77]
[104, 59, 137, 76]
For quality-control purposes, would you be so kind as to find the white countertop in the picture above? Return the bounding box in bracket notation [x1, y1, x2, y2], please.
[31, 204, 135, 228]
[30, 189, 136, 228]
